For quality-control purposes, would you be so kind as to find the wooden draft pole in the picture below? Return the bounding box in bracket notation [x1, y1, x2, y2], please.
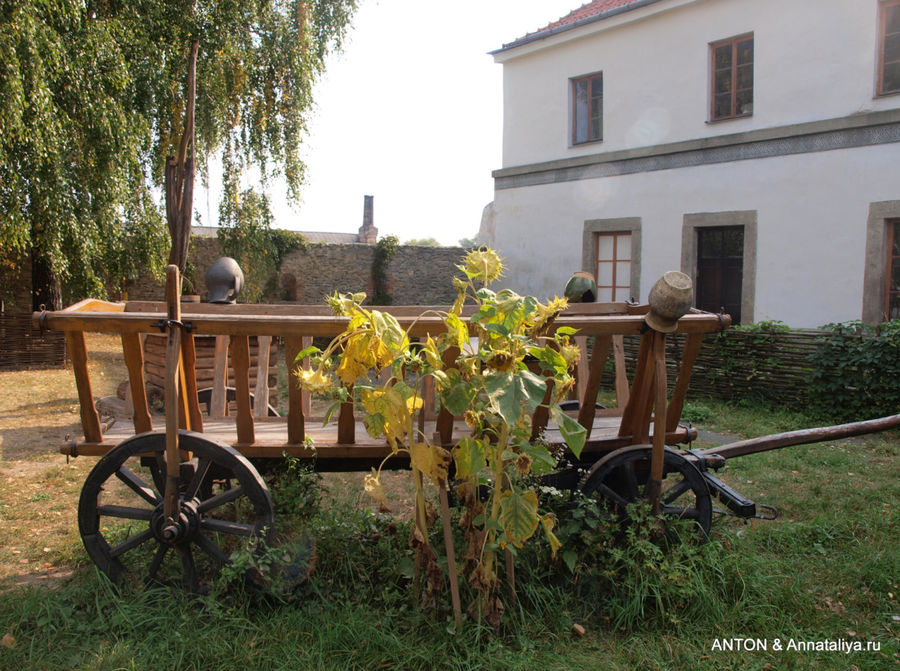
[163, 265, 183, 529]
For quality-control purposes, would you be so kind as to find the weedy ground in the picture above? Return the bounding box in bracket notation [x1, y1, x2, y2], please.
[0, 335, 897, 670]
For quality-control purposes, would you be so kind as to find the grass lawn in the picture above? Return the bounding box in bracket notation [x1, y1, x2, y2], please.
[0, 335, 897, 670]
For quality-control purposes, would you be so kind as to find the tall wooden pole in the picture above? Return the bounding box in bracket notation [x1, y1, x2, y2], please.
[166, 39, 199, 274]
[163, 265, 183, 525]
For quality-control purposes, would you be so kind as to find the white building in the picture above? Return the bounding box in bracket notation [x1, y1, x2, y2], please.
[485, 0, 900, 327]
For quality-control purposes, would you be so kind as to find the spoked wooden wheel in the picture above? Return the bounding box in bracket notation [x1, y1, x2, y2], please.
[581, 446, 713, 539]
[78, 430, 274, 592]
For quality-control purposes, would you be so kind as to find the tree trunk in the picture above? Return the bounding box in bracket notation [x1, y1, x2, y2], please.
[31, 244, 61, 311]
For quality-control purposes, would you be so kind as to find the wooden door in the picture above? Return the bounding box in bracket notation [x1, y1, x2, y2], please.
[696, 226, 743, 324]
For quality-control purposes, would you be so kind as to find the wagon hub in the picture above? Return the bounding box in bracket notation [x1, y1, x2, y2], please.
[151, 498, 201, 546]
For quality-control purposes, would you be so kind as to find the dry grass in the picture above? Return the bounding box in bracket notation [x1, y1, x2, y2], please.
[0, 334, 418, 587]
[0, 333, 126, 461]
[0, 333, 128, 586]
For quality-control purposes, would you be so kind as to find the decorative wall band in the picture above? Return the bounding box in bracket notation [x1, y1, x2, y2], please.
[494, 121, 900, 190]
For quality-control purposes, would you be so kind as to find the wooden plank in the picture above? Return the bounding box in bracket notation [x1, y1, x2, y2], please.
[338, 385, 355, 444]
[253, 335, 272, 418]
[301, 336, 312, 417]
[37, 310, 731, 339]
[121, 332, 152, 433]
[618, 332, 655, 443]
[666, 332, 703, 432]
[210, 335, 229, 418]
[648, 331, 668, 513]
[230, 335, 255, 445]
[65, 330, 102, 443]
[180, 331, 203, 431]
[612, 334, 630, 408]
[284, 336, 305, 444]
[531, 380, 554, 441]
[577, 335, 612, 437]
[574, 335, 589, 404]
[436, 346, 460, 445]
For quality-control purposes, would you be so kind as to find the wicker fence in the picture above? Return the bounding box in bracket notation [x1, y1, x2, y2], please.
[0, 312, 67, 370]
[608, 328, 822, 408]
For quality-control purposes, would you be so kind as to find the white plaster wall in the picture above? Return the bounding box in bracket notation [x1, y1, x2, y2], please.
[489, 142, 899, 328]
[497, 0, 898, 168]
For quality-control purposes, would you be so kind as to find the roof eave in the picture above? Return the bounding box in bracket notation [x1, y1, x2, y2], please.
[490, 0, 664, 56]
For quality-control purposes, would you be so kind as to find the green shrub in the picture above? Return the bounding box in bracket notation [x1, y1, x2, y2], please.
[806, 319, 900, 421]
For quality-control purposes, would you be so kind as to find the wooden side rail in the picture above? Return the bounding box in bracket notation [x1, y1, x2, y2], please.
[35, 301, 729, 458]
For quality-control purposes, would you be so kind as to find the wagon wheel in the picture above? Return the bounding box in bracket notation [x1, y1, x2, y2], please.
[78, 430, 274, 592]
[581, 445, 712, 540]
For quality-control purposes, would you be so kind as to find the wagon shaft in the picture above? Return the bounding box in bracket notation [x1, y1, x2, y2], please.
[698, 413, 900, 460]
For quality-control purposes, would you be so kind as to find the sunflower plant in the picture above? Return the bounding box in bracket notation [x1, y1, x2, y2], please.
[293, 248, 586, 626]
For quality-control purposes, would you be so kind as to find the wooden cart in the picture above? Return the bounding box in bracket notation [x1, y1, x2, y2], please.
[33, 268, 900, 591]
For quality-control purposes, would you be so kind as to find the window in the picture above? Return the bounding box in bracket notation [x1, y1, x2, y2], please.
[879, 1, 900, 95]
[710, 34, 753, 121]
[594, 232, 631, 301]
[572, 73, 603, 144]
[583, 218, 640, 301]
[886, 220, 900, 319]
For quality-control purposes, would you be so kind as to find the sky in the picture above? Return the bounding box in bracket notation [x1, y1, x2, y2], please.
[198, 0, 581, 246]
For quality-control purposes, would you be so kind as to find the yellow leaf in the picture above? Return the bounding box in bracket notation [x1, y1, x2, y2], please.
[409, 442, 452, 487]
[540, 514, 562, 557]
[364, 469, 390, 512]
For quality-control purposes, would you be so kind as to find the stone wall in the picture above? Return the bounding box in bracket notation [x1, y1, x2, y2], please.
[125, 237, 224, 301]
[125, 238, 465, 306]
[279, 243, 463, 305]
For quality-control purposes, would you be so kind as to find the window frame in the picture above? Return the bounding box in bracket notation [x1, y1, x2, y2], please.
[709, 33, 754, 122]
[878, 0, 900, 96]
[682, 211, 757, 325]
[594, 231, 632, 302]
[582, 217, 641, 302]
[885, 219, 900, 319]
[570, 72, 604, 145]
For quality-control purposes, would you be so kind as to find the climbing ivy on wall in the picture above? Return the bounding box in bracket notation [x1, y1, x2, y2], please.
[370, 235, 398, 305]
[806, 319, 900, 421]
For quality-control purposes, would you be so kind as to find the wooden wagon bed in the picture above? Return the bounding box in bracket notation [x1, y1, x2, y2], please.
[36, 298, 729, 469]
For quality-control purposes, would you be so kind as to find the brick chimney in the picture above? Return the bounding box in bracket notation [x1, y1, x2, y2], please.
[358, 195, 378, 244]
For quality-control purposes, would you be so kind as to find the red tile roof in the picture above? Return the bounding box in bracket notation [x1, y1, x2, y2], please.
[498, 0, 656, 52]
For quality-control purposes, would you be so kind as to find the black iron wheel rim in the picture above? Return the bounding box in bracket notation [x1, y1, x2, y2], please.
[78, 430, 274, 592]
[581, 446, 713, 539]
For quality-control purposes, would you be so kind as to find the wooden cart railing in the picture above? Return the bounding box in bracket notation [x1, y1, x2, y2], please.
[35, 299, 730, 468]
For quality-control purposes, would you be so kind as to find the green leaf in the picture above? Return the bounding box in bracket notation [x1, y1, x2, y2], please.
[453, 438, 487, 479]
[498, 489, 540, 548]
[293, 345, 321, 363]
[550, 405, 587, 459]
[562, 550, 578, 573]
[527, 345, 568, 375]
[555, 326, 579, 336]
[521, 441, 557, 476]
[439, 370, 478, 416]
[323, 401, 342, 425]
[485, 370, 548, 425]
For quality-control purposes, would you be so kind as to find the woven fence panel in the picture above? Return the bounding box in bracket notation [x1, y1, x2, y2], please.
[603, 329, 822, 407]
[0, 313, 67, 370]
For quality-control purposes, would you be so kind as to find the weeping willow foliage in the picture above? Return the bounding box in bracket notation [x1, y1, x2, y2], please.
[0, 0, 357, 307]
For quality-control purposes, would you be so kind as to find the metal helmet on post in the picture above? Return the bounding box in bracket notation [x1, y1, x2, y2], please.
[205, 257, 245, 304]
